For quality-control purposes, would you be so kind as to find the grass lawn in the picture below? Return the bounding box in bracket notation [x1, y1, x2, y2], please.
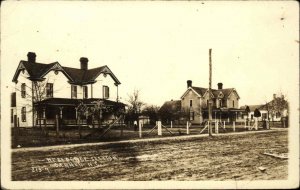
[11, 129, 288, 181]
[12, 122, 281, 148]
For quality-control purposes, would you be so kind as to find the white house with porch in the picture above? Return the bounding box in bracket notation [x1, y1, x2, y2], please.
[11, 52, 125, 128]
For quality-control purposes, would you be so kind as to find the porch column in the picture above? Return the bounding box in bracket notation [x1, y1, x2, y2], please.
[35, 110, 38, 125]
[75, 107, 78, 124]
[43, 107, 46, 127]
[214, 112, 217, 123]
[235, 112, 238, 121]
[59, 107, 63, 119]
[43, 108, 46, 119]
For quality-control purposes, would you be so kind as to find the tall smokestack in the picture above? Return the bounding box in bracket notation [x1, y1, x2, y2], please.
[187, 80, 192, 88]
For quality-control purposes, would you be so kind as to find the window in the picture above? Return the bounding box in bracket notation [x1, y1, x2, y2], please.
[11, 92, 16, 107]
[71, 85, 77, 99]
[46, 83, 53, 98]
[189, 100, 193, 107]
[11, 109, 13, 123]
[207, 100, 209, 108]
[103, 86, 109, 99]
[233, 100, 235, 108]
[219, 99, 222, 108]
[21, 107, 26, 122]
[190, 111, 194, 121]
[21, 83, 26, 98]
[83, 86, 88, 99]
[251, 114, 254, 119]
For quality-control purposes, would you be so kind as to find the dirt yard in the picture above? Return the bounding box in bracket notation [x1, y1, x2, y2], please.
[11, 129, 288, 181]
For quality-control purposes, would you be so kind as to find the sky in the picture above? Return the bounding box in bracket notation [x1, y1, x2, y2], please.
[1, 1, 299, 107]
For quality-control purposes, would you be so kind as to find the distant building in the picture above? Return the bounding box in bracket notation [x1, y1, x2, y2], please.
[160, 80, 244, 124]
[240, 105, 268, 121]
[241, 94, 288, 122]
[159, 100, 182, 124]
[11, 52, 125, 128]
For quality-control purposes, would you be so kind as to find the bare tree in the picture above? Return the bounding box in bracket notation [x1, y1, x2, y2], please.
[14, 76, 52, 130]
[142, 104, 160, 125]
[76, 99, 125, 138]
[268, 93, 288, 127]
[125, 89, 145, 128]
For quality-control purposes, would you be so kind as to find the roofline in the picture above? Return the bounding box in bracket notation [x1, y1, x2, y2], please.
[227, 88, 240, 99]
[91, 65, 121, 85]
[202, 89, 215, 98]
[180, 87, 202, 99]
[12, 61, 26, 83]
[40, 62, 74, 82]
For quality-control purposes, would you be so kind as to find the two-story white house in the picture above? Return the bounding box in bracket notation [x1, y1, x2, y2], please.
[11, 52, 125, 128]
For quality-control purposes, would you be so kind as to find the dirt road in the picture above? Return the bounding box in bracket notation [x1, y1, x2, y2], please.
[12, 129, 288, 181]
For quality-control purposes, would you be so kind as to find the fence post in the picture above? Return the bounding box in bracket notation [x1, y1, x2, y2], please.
[266, 119, 269, 129]
[139, 122, 142, 138]
[56, 114, 59, 137]
[223, 121, 225, 129]
[255, 118, 258, 130]
[158, 121, 162, 136]
[171, 121, 173, 129]
[233, 121, 235, 132]
[186, 121, 190, 135]
[215, 120, 218, 134]
[207, 121, 210, 134]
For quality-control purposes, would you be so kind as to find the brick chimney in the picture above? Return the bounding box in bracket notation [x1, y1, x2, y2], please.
[187, 80, 192, 88]
[27, 52, 36, 63]
[80, 57, 88, 70]
[217, 82, 223, 90]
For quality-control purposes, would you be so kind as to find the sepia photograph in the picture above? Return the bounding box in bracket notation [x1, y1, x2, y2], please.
[1, 1, 299, 189]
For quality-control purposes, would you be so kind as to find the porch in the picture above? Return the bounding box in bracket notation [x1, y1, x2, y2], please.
[34, 98, 126, 128]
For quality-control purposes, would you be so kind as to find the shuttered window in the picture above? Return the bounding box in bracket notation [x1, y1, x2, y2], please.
[103, 86, 109, 99]
[46, 83, 53, 98]
[21, 107, 26, 122]
[83, 86, 88, 99]
[71, 85, 77, 99]
[21, 83, 26, 98]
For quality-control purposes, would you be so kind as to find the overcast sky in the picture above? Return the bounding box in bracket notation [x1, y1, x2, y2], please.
[1, 1, 299, 107]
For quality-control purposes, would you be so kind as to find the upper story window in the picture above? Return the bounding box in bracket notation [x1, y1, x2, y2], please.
[206, 99, 209, 108]
[233, 100, 235, 108]
[21, 83, 26, 98]
[103, 86, 109, 99]
[46, 83, 53, 98]
[71, 85, 77, 99]
[219, 99, 222, 108]
[83, 86, 88, 99]
[189, 100, 193, 107]
[21, 107, 26, 122]
[11, 92, 16, 107]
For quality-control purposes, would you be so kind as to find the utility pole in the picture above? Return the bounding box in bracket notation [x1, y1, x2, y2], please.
[208, 49, 213, 136]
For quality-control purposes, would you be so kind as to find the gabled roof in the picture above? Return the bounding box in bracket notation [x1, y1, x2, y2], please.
[191, 87, 207, 96]
[12, 61, 57, 82]
[13, 60, 121, 85]
[181, 86, 239, 100]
